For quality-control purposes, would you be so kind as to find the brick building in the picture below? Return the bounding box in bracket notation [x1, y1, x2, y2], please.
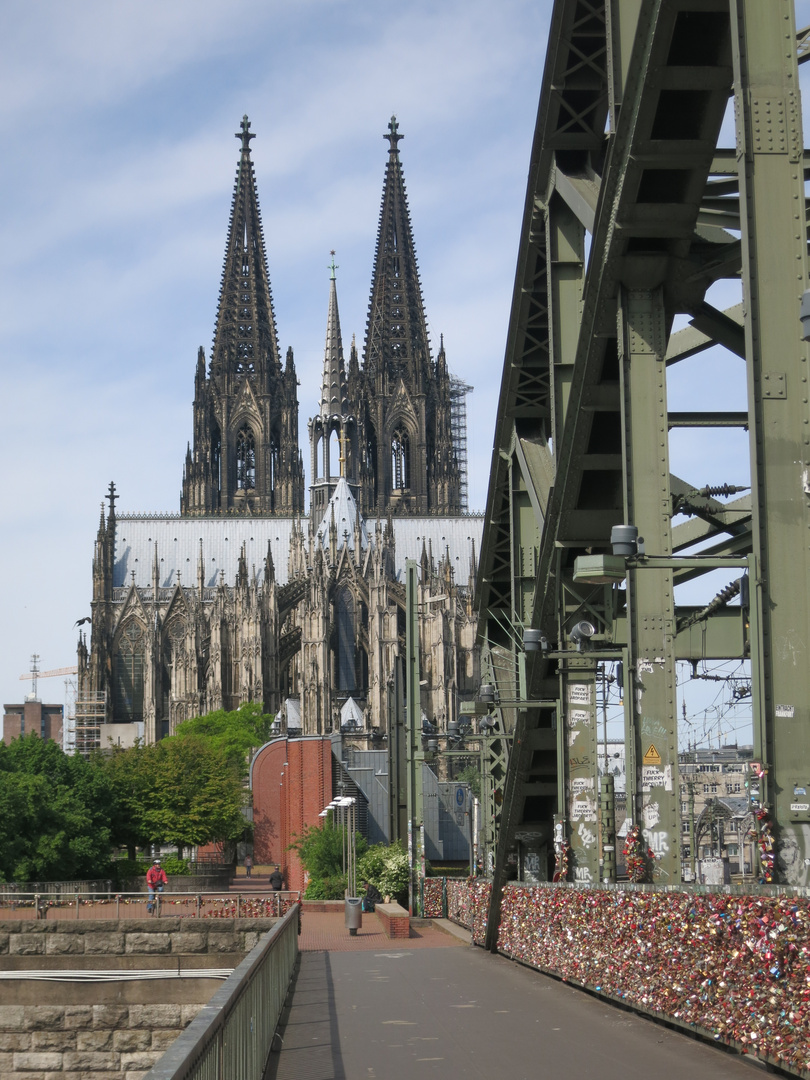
[2, 700, 63, 746]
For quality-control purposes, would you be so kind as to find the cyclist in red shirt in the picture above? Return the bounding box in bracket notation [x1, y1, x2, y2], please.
[146, 859, 168, 913]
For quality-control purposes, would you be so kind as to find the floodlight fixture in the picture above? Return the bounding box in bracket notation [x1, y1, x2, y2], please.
[523, 628, 549, 652]
[568, 620, 596, 651]
[610, 524, 638, 556]
[478, 683, 497, 704]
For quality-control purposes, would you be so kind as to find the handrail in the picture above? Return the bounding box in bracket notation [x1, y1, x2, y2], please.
[0, 890, 301, 920]
[144, 902, 299, 1080]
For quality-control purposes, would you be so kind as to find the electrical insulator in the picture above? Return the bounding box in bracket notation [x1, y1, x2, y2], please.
[696, 484, 749, 499]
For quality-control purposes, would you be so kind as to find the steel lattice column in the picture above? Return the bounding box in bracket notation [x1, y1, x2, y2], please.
[619, 285, 679, 883]
[732, 0, 810, 883]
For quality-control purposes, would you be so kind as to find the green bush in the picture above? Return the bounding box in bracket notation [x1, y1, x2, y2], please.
[358, 842, 409, 902]
[160, 855, 191, 876]
[289, 820, 367, 899]
[113, 855, 190, 885]
[304, 874, 347, 900]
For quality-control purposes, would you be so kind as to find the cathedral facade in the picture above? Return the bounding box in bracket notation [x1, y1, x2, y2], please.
[78, 116, 483, 748]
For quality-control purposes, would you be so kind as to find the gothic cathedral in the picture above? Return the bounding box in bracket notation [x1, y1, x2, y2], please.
[77, 117, 483, 749]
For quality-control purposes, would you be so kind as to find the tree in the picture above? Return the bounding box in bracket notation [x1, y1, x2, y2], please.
[457, 763, 482, 799]
[100, 742, 155, 858]
[0, 734, 115, 883]
[105, 736, 249, 858]
[173, 703, 275, 777]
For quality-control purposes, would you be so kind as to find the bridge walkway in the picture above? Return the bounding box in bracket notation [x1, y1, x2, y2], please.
[264, 911, 759, 1080]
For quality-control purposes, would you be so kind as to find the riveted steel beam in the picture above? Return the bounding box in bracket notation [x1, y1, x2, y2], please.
[731, 0, 810, 883]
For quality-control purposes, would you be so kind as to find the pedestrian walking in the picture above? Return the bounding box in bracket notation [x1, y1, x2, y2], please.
[245, 854, 252, 879]
[269, 865, 283, 891]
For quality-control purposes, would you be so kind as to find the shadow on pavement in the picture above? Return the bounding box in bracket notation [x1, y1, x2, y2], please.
[264, 951, 345, 1080]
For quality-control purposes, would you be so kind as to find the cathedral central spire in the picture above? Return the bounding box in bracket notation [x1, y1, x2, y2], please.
[308, 254, 355, 520]
[320, 253, 348, 422]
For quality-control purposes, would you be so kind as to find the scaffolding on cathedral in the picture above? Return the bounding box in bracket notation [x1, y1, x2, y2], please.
[74, 692, 107, 756]
[449, 377, 472, 512]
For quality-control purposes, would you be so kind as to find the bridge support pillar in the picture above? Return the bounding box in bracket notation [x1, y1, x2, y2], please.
[619, 284, 680, 883]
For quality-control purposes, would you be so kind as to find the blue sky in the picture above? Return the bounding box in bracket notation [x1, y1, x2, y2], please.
[2, 0, 809, 749]
[0, 0, 549, 711]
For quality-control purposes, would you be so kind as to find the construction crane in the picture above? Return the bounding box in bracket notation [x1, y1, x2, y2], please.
[18, 655, 78, 701]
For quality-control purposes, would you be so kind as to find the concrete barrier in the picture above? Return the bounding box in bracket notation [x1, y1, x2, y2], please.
[375, 903, 410, 939]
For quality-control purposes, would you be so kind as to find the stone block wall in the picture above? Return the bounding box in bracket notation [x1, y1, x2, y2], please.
[0, 1002, 203, 1078]
[0, 918, 278, 1077]
[0, 918, 272, 966]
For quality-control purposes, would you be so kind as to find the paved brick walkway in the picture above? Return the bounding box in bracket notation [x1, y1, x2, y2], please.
[299, 910, 466, 952]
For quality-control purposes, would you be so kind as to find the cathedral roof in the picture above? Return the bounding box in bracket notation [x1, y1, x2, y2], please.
[314, 477, 369, 553]
[112, 512, 483, 589]
[340, 697, 364, 730]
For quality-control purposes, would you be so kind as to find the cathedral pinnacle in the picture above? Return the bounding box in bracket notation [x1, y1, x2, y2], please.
[384, 115, 403, 153]
[236, 115, 255, 154]
[329, 250, 338, 281]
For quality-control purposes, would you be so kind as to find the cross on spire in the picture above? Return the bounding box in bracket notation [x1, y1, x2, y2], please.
[236, 115, 256, 154]
[384, 115, 403, 153]
[329, 250, 338, 280]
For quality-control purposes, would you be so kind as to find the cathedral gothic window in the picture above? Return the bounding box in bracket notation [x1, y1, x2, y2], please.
[114, 621, 145, 722]
[391, 428, 410, 491]
[335, 587, 357, 693]
[236, 425, 256, 490]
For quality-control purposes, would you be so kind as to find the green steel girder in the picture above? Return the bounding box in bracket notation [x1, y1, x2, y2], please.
[731, 0, 810, 884]
[479, 0, 810, 945]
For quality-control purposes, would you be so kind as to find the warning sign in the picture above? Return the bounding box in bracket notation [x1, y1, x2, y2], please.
[643, 744, 662, 766]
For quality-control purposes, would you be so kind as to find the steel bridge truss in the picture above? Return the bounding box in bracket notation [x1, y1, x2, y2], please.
[477, 0, 810, 946]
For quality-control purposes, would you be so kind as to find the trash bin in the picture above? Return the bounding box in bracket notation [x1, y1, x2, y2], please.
[344, 897, 363, 935]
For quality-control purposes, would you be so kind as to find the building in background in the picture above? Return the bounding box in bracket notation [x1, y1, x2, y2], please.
[679, 745, 756, 881]
[3, 700, 63, 747]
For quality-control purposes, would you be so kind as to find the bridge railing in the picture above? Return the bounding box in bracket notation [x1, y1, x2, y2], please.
[0, 890, 300, 920]
[145, 902, 299, 1080]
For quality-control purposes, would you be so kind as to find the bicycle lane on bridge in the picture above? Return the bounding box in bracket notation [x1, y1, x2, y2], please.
[265, 913, 761, 1080]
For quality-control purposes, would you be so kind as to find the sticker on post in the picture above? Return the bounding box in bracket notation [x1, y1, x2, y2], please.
[775, 704, 795, 718]
[568, 684, 592, 705]
[567, 708, 591, 728]
[570, 777, 594, 796]
[570, 798, 597, 822]
[641, 764, 672, 792]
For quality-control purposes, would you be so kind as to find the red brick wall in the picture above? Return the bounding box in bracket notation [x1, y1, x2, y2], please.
[252, 737, 333, 893]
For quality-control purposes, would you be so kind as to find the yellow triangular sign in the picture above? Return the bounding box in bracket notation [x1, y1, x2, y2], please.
[643, 744, 662, 766]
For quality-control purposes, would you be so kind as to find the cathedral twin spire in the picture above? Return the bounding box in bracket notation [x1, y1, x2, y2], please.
[183, 114, 463, 521]
[181, 116, 304, 517]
